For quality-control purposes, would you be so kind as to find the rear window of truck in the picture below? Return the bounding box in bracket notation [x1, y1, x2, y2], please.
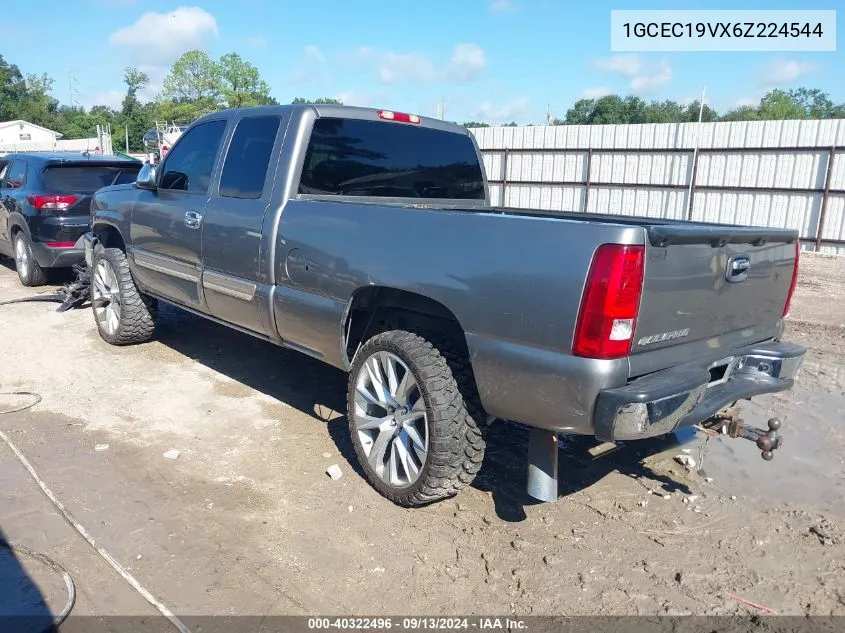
[298, 118, 485, 200]
[42, 164, 142, 193]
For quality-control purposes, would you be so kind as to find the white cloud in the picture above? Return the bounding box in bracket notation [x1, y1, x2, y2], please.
[246, 35, 267, 49]
[136, 64, 167, 102]
[470, 97, 530, 122]
[594, 55, 642, 77]
[304, 45, 326, 63]
[445, 44, 487, 82]
[760, 60, 818, 88]
[629, 61, 672, 94]
[349, 44, 486, 85]
[353, 47, 437, 84]
[286, 47, 332, 86]
[335, 89, 390, 108]
[108, 6, 219, 66]
[581, 86, 612, 99]
[593, 55, 671, 95]
[489, 0, 516, 13]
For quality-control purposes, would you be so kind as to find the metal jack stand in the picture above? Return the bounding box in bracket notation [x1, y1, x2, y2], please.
[527, 428, 559, 502]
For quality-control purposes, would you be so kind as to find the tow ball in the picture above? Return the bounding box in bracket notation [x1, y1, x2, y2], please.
[702, 414, 784, 461]
[731, 417, 784, 461]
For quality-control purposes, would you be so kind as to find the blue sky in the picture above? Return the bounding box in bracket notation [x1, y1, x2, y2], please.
[6, 0, 843, 123]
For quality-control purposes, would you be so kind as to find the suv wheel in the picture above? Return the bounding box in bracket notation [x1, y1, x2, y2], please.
[91, 247, 158, 345]
[13, 233, 47, 287]
[347, 330, 485, 507]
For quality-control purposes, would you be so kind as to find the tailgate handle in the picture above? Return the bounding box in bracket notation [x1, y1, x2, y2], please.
[726, 255, 750, 283]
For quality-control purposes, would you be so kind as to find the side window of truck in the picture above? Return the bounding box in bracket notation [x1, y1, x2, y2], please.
[298, 117, 486, 200]
[219, 116, 281, 199]
[159, 120, 227, 193]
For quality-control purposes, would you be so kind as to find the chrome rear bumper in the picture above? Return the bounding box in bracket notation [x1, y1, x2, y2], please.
[593, 341, 806, 442]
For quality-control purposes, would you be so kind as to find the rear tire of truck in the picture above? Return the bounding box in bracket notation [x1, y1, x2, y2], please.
[91, 247, 157, 346]
[13, 233, 48, 287]
[347, 330, 484, 507]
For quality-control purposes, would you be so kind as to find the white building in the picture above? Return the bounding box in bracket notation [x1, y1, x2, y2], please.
[0, 120, 62, 149]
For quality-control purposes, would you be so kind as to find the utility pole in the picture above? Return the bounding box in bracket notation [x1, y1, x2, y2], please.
[436, 97, 446, 120]
[546, 103, 553, 125]
[125, 125, 130, 153]
[68, 72, 80, 108]
[685, 86, 706, 219]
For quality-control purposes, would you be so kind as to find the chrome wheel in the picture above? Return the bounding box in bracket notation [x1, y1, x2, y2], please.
[14, 237, 29, 279]
[92, 259, 121, 336]
[353, 351, 429, 487]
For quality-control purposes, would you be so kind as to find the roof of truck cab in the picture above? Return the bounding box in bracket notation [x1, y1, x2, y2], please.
[191, 104, 471, 135]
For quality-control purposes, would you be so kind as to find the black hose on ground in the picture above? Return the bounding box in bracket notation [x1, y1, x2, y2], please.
[0, 263, 91, 311]
[0, 541, 76, 633]
[0, 295, 63, 307]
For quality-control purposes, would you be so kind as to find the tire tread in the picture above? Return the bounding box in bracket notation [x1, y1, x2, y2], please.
[347, 330, 486, 507]
[93, 247, 157, 346]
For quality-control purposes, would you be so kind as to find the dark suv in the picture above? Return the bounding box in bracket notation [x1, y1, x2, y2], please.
[0, 152, 142, 286]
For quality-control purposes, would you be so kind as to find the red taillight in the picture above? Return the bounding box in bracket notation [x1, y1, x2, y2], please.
[377, 110, 421, 124]
[573, 244, 645, 360]
[782, 241, 800, 317]
[45, 242, 76, 249]
[28, 194, 78, 211]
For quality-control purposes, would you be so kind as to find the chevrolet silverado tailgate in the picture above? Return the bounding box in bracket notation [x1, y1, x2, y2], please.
[631, 224, 799, 371]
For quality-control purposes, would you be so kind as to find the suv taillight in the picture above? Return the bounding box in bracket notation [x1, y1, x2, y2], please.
[27, 194, 78, 211]
[782, 241, 800, 318]
[573, 244, 645, 360]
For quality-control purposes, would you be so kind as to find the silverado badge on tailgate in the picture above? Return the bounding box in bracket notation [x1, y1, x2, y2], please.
[638, 328, 691, 346]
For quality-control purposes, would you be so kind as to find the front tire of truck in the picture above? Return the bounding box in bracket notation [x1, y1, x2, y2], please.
[347, 330, 484, 507]
[91, 247, 157, 346]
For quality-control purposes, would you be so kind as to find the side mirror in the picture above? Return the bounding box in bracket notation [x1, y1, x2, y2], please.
[135, 163, 157, 190]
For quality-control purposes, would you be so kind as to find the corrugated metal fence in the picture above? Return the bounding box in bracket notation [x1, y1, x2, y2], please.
[471, 119, 845, 254]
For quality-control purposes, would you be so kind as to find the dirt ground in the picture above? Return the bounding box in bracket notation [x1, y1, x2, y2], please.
[0, 251, 843, 620]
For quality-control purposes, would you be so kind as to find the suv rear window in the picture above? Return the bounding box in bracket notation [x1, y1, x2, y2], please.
[298, 118, 485, 200]
[42, 164, 142, 193]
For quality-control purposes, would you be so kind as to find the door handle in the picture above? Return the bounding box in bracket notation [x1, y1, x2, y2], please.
[184, 210, 202, 230]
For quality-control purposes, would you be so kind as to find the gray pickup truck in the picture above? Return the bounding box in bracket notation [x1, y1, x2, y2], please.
[83, 104, 805, 506]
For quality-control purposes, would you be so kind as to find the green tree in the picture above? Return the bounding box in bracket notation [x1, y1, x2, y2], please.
[561, 98, 594, 125]
[757, 89, 806, 120]
[219, 53, 275, 107]
[462, 121, 489, 128]
[291, 97, 343, 105]
[15, 73, 60, 128]
[0, 55, 26, 121]
[122, 67, 149, 116]
[588, 95, 629, 124]
[116, 67, 155, 151]
[161, 50, 221, 118]
[787, 88, 835, 118]
[682, 101, 719, 123]
[641, 99, 684, 123]
[719, 106, 761, 122]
